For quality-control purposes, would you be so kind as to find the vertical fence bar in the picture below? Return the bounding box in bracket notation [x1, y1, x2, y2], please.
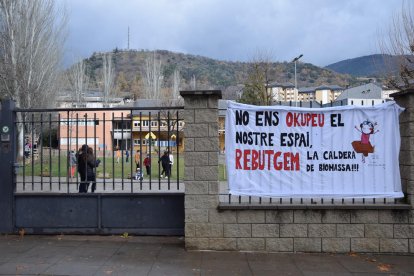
[22, 113, 26, 191]
[158, 112, 161, 190]
[83, 113, 88, 194]
[176, 111, 180, 190]
[130, 110, 133, 193]
[76, 113, 79, 191]
[167, 111, 170, 190]
[121, 112, 124, 190]
[139, 112, 143, 191]
[112, 112, 115, 190]
[40, 113, 43, 191]
[58, 113, 61, 190]
[31, 114, 34, 191]
[139, 112, 143, 189]
[149, 112, 152, 190]
[49, 113, 52, 191]
[103, 112, 106, 191]
[66, 112, 70, 193]
[94, 113, 97, 193]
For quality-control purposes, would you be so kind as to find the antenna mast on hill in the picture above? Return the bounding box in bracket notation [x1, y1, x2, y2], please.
[127, 26, 130, 50]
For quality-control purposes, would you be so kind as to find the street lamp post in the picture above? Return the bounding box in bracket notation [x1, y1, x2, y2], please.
[291, 54, 303, 106]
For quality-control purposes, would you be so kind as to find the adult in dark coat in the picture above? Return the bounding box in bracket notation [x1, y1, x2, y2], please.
[77, 145, 100, 193]
[158, 151, 170, 178]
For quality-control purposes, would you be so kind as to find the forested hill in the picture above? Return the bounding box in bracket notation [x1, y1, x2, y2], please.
[83, 49, 359, 91]
[325, 54, 399, 77]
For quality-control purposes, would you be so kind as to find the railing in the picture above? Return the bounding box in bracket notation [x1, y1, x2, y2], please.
[218, 99, 409, 209]
[14, 106, 184, 194]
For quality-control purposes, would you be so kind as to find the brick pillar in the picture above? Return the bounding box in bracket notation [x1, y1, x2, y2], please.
[393, 90, 414, 254]
[180, 90, 222, 250]
[394, 89, 414, 210]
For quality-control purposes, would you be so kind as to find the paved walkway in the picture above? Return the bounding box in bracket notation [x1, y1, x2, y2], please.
[0, 235, 413, 275]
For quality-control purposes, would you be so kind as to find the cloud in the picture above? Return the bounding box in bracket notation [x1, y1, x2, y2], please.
[61, 0, 404, 66]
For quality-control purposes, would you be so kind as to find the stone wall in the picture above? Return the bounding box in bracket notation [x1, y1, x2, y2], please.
[181, 90, 414, 253]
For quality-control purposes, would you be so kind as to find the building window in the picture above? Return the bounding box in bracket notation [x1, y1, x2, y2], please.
[134, 139, 149, 145]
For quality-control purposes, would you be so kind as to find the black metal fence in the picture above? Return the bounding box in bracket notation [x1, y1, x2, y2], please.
[14, 106, 184, 194]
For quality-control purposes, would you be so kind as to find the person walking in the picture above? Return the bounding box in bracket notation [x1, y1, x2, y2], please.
[168, 151, 174, 177]
[24, 140, 31, 158]
[125, 149, 129, 163]
[135, 150, 141, 170]
[143, 154, 151, 176]
[77, 145, 100, 193]
[69, 150, 77, 179]
[158, 151, 170, 178]
[116, 147, 121, 164]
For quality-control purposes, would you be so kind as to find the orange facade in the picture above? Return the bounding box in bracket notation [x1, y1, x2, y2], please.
[59, 110, 130, 152]
[58, 110, 184, 153]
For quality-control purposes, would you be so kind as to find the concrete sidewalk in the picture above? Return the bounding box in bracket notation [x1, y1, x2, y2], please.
[0, 235, 413, 276]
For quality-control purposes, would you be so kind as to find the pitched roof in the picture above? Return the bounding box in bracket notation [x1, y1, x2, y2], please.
[335, 83, 382, 100]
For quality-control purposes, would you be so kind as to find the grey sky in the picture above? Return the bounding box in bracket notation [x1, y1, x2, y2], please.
[63, 0, 403, 67]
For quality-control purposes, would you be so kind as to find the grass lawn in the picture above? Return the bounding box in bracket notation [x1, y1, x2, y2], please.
[20, 154, 184, 180]
[19, 153, 228, 181]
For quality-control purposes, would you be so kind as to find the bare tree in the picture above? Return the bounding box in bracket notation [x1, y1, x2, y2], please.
[102, 53, 115, 106]
[172, 69, 181, 99]
[241, 50, 274, 105]
[190, 74, 196, 90]
[143, 51, 163, 99]
[161, 68, 183, 107]
[66, 59, 89, 107]
[0, 0, 66, 108]
[380, 1, 414, 90]
[65, 58, 89, 151]
[159, 69, 183, 152]
[0, 0, 66, 157]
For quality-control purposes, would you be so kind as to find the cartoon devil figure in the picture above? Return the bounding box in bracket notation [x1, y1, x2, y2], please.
[352, 120, 379, 163]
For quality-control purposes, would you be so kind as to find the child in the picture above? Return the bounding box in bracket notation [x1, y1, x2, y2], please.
[69, 150, 77, 179]
[116, 148, 121, 163]
[144, 154, 151, 176]
[135, 167, 143, 181]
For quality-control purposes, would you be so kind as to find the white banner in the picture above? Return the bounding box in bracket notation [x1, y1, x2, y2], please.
[225, 101, 404, 198]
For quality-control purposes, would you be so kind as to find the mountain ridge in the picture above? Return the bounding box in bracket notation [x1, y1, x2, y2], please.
[325, 54, 399, 77]
[82, 49, 360, 92]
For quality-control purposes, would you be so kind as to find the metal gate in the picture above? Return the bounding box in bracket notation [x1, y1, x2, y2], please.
[0, 100, 185, 235]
